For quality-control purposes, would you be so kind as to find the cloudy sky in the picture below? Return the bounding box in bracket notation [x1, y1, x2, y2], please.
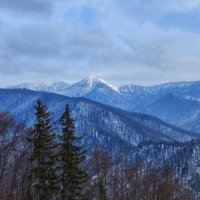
[0, 0, 200, 86]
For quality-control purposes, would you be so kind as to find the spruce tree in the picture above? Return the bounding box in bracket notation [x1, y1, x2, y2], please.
[28, 100, 57, 200]
[58, 104, 87, 200]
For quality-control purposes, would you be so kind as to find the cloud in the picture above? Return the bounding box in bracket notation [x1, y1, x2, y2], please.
[0, 0, 200, 86]
[113, 0, 200, 32]
[0, 0, 53, 14]
[5, 24, 63, 58]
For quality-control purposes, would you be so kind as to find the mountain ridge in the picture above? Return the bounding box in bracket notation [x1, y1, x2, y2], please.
[8, 78, 200, 131]
[0, 88, 198, 151]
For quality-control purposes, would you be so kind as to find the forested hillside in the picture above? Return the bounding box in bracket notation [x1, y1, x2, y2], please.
[0, 89, 198, 152]
[0, 110, 197, 199]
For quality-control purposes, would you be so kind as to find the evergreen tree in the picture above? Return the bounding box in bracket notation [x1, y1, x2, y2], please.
[28, 100, 57, 200]
[58, 104, 87, 200]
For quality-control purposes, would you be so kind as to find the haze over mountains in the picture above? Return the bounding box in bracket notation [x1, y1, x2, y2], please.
[9, 76, 200, 132]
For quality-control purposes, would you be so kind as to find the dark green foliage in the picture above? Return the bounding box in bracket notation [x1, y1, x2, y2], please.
[28, 100, 57, 200]
[58, 105, 87, 200]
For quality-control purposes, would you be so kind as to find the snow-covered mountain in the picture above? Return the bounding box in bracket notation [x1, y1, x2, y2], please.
[9, 82, 49, 91]
[60, 76, 118, 97]
[129, 81, 200, 131]
[119, 80, 200, 108]
[0, 88, 198, 151]
[8, 81, 71, 94]
[9, 76, 132, 110]
[137, 93, 200, 132]
[11, 78, 200, 109]
[8, 78, 200, 131]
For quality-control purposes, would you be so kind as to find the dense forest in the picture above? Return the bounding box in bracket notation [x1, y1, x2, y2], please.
[0, 100, 197, 200]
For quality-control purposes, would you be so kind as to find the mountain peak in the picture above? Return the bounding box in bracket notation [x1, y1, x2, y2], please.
[83, 75, 102, 86]
[82, 76, 118, 91]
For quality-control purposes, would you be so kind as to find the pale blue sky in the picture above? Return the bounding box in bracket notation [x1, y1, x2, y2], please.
[0, 0, 200, 86]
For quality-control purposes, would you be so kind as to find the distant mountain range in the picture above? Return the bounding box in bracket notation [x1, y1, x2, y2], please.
[9, 81, 71, 94]
[8, 77, 200, 131]
[0, 88, 198, 153]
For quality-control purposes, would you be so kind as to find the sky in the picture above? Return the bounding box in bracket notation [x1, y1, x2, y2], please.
[1, 0, 200, 86]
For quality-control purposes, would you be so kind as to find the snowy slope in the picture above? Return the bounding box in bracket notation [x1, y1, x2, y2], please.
[119, 80, 200, 108]
[55, 77, 132, 110]
[59, 76, 118, 97]
[120, 81, 200, 131]
[138, 93, 200, 132]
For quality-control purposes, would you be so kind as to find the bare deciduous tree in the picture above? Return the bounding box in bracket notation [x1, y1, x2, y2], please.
[0, 112, 30, 200]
